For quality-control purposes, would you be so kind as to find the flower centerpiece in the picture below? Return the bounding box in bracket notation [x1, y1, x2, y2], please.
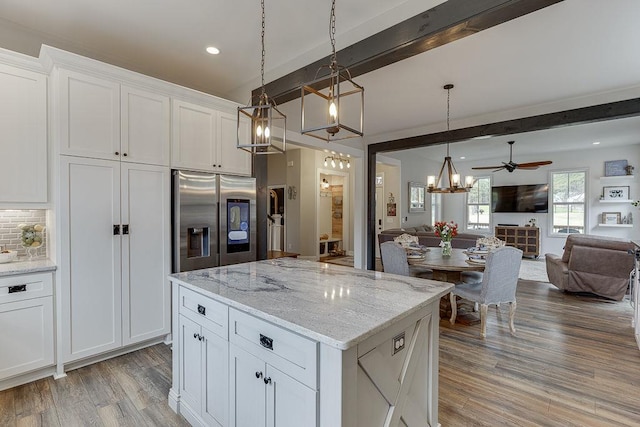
[434, 221, 458, 256]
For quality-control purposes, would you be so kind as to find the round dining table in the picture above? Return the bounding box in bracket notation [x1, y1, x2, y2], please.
[416, 247, 485, 283]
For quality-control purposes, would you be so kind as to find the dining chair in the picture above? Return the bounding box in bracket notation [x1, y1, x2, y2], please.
[380, 241, 410, 276]
[449, 246, 523, 338]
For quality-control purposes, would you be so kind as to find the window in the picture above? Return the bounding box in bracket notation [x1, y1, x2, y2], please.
[551, 170, 586, 234]
[466, 176, 491, 230]
[431, 193, 441, 224]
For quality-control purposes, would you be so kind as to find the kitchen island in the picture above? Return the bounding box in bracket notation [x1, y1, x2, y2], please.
[168, 258, 452, 427]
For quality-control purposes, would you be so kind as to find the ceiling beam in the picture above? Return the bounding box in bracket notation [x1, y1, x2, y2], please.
[253, 0, 564, 104]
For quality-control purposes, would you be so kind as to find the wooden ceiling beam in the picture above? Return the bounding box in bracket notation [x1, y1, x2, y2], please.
[253, 0, 564, 104]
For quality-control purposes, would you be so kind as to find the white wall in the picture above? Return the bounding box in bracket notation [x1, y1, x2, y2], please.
[376, 163, 401, 230]
[452, 143, 640, 255]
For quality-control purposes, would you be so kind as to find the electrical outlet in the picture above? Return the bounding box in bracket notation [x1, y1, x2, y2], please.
[392, 332, 405, 355]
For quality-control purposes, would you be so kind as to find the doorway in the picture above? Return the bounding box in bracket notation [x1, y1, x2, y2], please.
[318, 170, 349, 260]
[267, 185, 285, 252]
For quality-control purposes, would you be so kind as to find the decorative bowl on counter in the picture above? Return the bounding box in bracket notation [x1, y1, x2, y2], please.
[0, 250, 18, 264]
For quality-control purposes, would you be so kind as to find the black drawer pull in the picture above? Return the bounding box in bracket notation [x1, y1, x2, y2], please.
[8, 285, 27, 293]
[197, 304, 206, 316]
[260, 334, 273, 350]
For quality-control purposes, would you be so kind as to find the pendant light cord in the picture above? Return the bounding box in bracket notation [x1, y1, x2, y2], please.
[446, 84, 451, 157]
[329, 0, 337, 69]
[260, 0, 266, 99]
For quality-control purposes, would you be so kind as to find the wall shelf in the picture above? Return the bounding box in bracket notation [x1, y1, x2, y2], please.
[599, 199, 632, 203]
[599, 175, 634, 181]
[597, 223, 633, 228]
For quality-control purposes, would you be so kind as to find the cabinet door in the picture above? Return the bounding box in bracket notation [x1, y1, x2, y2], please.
[0, 296, 54, 380]
[202, 325, 229, 427]
[121, 163, 171, 345]
[218, 111, 252, 176]
[266, 365, 317, 427]
[121, 86, 170, 166]
[60, 156, 122, 362]
[229, 344, 266, 427]
[171, 99, 217, 171]
[58, 69, 120, 160]
[0, 63, 47, 203]
[179, 315, 203, 413]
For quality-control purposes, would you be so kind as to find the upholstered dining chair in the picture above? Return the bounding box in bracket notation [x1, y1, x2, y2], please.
[380, 241, 410, 276]
[449, 246, 523, 338]
[380, 241, 434, 279]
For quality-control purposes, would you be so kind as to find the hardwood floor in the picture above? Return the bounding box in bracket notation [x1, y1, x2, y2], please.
[1, 279, 638, 426]
[0, 344, 189, 427]
[439, 279, 640, 426]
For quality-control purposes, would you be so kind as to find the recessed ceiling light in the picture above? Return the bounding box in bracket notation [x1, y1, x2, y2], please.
[206, 46, 220, 55]
[459, 156, 466, 160]
[593, 141, 601, 145]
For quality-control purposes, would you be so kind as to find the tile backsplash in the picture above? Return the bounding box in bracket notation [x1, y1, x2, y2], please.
[0, 210, 47, 260]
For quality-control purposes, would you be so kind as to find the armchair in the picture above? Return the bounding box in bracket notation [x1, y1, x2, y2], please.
[545, 234, 634, 301]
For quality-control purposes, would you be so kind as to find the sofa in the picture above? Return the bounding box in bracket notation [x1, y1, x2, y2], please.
[545, 234, 635, 301]
[378, 225, 486, 249]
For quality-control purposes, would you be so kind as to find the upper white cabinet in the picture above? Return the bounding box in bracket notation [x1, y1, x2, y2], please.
[172, 99, 252, 176]
[57, 69, 170, 166]
[0, 63, 47, 203]
[121, 85, 171, 166]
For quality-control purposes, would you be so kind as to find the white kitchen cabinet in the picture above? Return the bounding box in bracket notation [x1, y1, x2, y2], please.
[179, 315, 228, 427]
[0, 62, 47, 203]
[60, 155, 170, 363]
[171, 99, 252, 176]
[57, 69, 170, 165]
[229, 344, 317, 427]
[121, 85, 171, 166]
[0, 272, 54, 381]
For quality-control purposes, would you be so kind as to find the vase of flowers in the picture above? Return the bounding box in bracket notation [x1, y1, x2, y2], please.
[434, 221, 458, 256]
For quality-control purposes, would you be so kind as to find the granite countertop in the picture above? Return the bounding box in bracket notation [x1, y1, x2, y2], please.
[0, 259, 57, 277]
[169, 258, 453, 350]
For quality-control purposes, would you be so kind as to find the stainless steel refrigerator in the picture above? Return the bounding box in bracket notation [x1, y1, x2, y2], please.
[172, 170, 256, 272]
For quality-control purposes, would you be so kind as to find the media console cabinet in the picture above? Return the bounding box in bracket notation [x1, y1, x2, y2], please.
[494, 225, 540, 258]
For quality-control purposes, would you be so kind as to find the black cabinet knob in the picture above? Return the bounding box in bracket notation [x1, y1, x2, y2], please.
[123, 153, 128, 157]
[255, 371, 263, 379]
[193, 333, 198, 339]
[115, 151, 119, 155]
[264, 377, 272, 385]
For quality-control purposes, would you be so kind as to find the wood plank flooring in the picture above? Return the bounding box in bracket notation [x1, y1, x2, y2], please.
[0, 344, 188, 427]
[438, 279, 640, 426]
[1, 279, 639, 426]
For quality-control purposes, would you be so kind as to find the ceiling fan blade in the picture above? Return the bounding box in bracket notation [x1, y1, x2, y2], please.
[472, 165, 505, 170]
[517, 160, 553, 168]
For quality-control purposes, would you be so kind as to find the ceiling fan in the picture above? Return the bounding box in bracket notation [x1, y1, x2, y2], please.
[472, 141, 552, 173]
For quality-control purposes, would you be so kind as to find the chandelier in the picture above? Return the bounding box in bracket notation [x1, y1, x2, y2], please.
[300, 0, 364, 142]
[237, 0, 286, 155]
[324, 154, 350, 170]
[427, 84, 473, 193]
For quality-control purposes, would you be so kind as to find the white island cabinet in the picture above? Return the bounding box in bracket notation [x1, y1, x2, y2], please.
[168, 258, 452, 427]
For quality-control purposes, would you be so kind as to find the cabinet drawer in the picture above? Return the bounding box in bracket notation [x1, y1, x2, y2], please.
[229, 308, 318, 389]
[0, 272, 53, 305]
[179, 286, 228, 340]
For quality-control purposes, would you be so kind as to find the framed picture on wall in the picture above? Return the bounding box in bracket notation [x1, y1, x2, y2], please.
[604, 160, 628, 176]
[602, 186, 630, 200]
[408, 182, 426, 212]
[602, 212, 621, 224]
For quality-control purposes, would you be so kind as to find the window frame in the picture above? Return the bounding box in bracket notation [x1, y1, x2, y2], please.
[465, 175, 492, 231]
[549, 168, 588, 236]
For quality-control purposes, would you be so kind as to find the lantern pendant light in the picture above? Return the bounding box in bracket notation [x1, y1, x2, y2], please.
[237, 0, 286, 155]
[426, 84, 474, 193]
[300, 0, 364, 142]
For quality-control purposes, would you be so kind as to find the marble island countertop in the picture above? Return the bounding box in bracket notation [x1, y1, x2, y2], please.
[0, 258, 56, 277]
[169, 258, 453, 350]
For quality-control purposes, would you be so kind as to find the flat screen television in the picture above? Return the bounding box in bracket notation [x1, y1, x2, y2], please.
[492, 184, 549, 213]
